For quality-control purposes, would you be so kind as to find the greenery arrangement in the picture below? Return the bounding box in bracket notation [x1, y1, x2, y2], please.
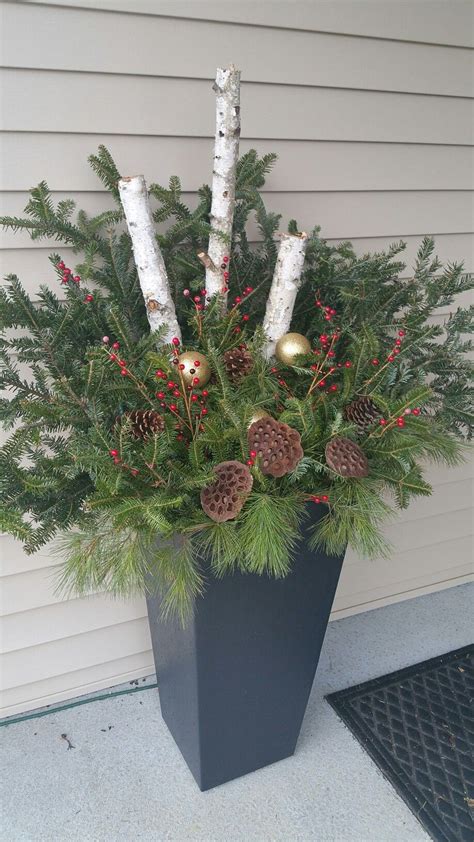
[1, 91, 472, 620]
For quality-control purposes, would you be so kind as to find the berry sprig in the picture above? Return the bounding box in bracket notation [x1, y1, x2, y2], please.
[56, 260, 81, 286]
[373, 405, 422, 435]
[314, 292, 337, 323]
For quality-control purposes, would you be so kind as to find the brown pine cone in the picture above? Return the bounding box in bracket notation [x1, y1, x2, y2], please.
[223, 344, 253, 383]
[325, 437, 368, 478]
[121, 410, 165, 440]
[201, 460, 253, 523]
[248, 417, 303, 478]
[344, 396, 380, 431]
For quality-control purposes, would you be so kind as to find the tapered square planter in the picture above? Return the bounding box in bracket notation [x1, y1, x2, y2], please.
[146, 507, 345, 791]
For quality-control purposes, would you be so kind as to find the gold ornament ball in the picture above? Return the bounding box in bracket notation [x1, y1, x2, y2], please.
[177, 351, 211, 387]
[247, 409, 271, 428]
[275, 332, 311, 365]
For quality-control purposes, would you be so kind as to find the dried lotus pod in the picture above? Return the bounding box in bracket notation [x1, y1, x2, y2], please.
[248, 417, 303, 478]
[223, 344, 253, 382]
[325, 436, 368, 478]
[343, 396, 380, 431]
[201, 460, 253, 523]
[121, 409, 164, 439]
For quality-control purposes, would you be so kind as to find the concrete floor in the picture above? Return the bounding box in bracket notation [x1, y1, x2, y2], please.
[1, 582, 472, 842]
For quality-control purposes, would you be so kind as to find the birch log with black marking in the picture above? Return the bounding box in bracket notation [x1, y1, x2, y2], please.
[205, 66, 241, 304]
[118, 175, 181, 343]
[263, 232, 309, 358]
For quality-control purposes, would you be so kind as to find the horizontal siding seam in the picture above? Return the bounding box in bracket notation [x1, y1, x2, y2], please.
[8, 2, 473, 50]
[2, 612, 149, 655]
[331, 571, 473, 616]
[2, 130, 472, 148]
[2, 65, 473, 100]
[3, 188, 474, 195]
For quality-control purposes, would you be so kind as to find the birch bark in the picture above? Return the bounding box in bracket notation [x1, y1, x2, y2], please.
[263, 233, 309, 358]
[118, 175, 181, 343]
[205, 65, 241, 305]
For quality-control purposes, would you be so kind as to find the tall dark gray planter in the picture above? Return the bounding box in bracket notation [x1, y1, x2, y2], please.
[146, 508, 345, 791]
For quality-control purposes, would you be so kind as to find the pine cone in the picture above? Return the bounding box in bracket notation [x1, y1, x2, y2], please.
[201, 460, 253, 523]
[344, 396, 380, 431]
[325, 437, 368, 478]
[223, 344, 253, 383]
[248, 417, 303, 478]
[121, 410, 165, 440]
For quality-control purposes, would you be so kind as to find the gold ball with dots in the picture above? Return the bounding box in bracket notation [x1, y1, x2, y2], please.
[177, 351, 211, 387]
[247, 409, 271, 429]
[275, 332, 311, 365]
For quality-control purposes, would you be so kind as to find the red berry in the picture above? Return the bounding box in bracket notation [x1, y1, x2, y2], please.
[379, 419, 387, 426]
[200, 289, 207, 296]
[247, 459, 254, 467]
[201, 408, 208, 416]
[112, 342, 120, 350]
[193, 295, 201, 303]
[194, 360, 201, 367]
[250, 450, 257, 459]
[167, 381, 175, 389]
[412, 408, 421, 416]
[330, 309, 337, 316]
[398, 330, 406, 337]
[321, 495, 329, 503]
[192, 377, 200, 386]
[131, 468, 139, 477]
[234, 296, 241, 304]
[327, 350, 335, 358]
[394, 348, 400, 355]
[196, 303, 204, 311]
[223, 255, 229, 264]
[120, 368, 128, 376]
[310, 364, 318, 371]
[63, 267, 71, 275]
[242, 314, 250, 322]
[156, 391, 165, 399]
[74, 275, 81, 283]
[329, 384, 338, 392]
[345, 361, 352, 368]
[171, 337, 180, 346]
[84, 294, 94, 303]
[388, 355, 395, 362]
[318, 380, 326, 388]
[191, 394, 198, 402]
[57, 261, 65, 270]
[170, 404, 178, 412]
[160, 402, 166, 408]
[223, 272, 230, 280]
[183, 289, 190, 297]
[324, 315, 331, 321]
[201, 390, 209, 398]
[177, 434, 184, 441]
[109, 353, 117, 361]
[397, 418, 405, 427]
[372, 358, 379, 366]
[245, 286, 253, 293]
[395, 339, 402, 346]
[173, 389, 180, 398]
[102, 336, 110, 344]
[118, 360, 126, 367]
[312, 496, 321, 504]
[155, 370, 164, 378]
[113, 457, 121, 465]
[320, 335, 328, 344]
[109, 449, 118, 457]
[315, 300, 322, 307]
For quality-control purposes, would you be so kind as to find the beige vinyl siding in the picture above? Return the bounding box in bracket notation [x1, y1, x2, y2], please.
[1, 0, 473, 718]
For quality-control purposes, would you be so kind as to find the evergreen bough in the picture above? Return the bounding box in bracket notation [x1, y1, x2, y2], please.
[1, 145, 472, 620]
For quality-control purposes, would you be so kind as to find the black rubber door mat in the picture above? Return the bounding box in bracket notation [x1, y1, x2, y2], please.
[327, 646, 474, 842]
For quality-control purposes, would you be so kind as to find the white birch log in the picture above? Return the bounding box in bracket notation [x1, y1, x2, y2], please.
[263, 233, 309, 358]
[118, 174, 181, 343]
[205, 65, 241, 304]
